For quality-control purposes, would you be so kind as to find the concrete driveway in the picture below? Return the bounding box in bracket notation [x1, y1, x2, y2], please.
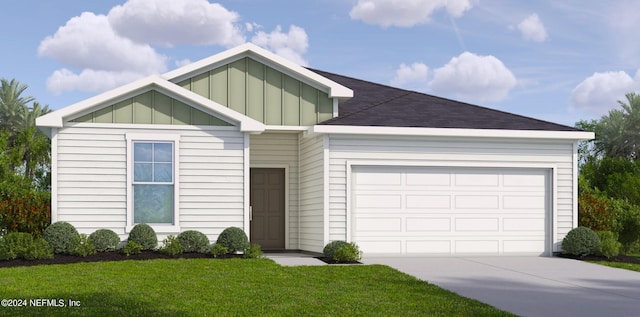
[362, 256, 640, 317]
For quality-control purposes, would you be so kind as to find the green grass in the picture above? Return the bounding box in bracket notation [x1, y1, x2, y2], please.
[0, 258, 515, 317]
[590, 253, 640, 273]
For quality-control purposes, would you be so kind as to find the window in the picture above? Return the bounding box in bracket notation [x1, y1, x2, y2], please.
[126, 134, 180, 232]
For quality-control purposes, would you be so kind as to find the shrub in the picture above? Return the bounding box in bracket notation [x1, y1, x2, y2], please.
[612, 199, 640, 254]
[43, 221, 80, 254]
[562, 226, 600, 257]
[122, 240, 143, 256]
[215, 227, 248, 253]
[211, 244, 228, 258]
[333, 242, 363, 263]
[578, 192, 616, 232]
[89, 229, 121, 252]
[128, 224, 157, 250]
[323, 240, 349, 259]
[160, 235, 183, 257]
[0, 190, 50, 237]
[596, 231, 621, 259]
[72, 234, 96, 257]
[0, 232, 53, 261]
[243, 243, 263, 259]
[177, 230, 209, 253]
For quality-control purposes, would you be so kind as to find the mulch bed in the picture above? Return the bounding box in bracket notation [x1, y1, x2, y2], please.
[556, 253, 640, 264]
[315, 257, 361, 264]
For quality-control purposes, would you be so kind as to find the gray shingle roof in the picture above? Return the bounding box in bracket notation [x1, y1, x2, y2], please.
[310, 69, 580, 131]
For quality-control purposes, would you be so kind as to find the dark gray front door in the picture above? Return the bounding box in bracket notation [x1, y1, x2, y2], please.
[250, 168, 285, 250]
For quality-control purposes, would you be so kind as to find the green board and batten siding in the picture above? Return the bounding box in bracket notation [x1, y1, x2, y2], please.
[71, 90, 231, 126]
[178, 57, 334, 126]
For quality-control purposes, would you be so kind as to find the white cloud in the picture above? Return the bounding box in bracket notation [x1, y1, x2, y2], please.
[174, 59, 192, 68]
[46, 68, 145, 94]
[429, 52, 517, 102]
[350, 0, 473, 27]
[391, 62, 429, 87]
[517, 13, 547, 42]
[251, 25, 309, 66]
[108, 0, 245, 47]
[569, 70, 640, 116]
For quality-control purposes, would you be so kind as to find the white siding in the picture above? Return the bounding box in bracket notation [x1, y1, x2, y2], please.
[328, 135, 575, 252]
[250, 133, 299, 248]
[299, 134, 326, 252]
[55, 125, 245, 242]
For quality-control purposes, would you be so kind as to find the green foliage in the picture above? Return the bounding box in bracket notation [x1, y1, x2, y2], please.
[177, 230, 209, 253]
[72, 233, 96, 257]
[243, 243, 263, 259]
[596, 231, 621, 259]
[0, 232, 53, 260]
[122, 240, 143, 256]
[612, 199, 640, 253]
[88, 229, 121, 252]
[333, 242, 363, 263]
[215, 227, 248, 253]
[323, 240, 349, 259]
[562, 226, 601, 257]
[160, 235, 183, 257]
[128, 224, 157, 250]
[0, 186, 50, 236]
[43, 221, 80, 254]
[211, 244, 228, 258]
[578, 191, 616, 231]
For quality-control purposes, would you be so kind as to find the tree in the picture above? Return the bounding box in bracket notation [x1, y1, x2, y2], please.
[0, 78, 34, 136]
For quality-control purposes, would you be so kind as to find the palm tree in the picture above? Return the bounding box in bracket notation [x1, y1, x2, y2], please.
[0, 78, 34, 135]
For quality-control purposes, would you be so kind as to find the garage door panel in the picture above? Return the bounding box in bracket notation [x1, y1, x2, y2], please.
[352, 166, 550, 256]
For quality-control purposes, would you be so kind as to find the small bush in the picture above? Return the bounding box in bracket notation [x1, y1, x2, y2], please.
[89, 229, 121, 252]
[596, 231, 621, 259]
[612, 199, 640, 253]
[211, 244, 228, 258]
[578, 192, 616, 232]
[160, 235, 183, 257]
[43, 221, 81, 254]
[562, 226, 600, 257]
[243, 243, 263, 259]
[72, 234, 96, 257]
[215, 227, 248, 253]
[323, 240, 349, 259]
[128, 224, 157, 250]
[177, 230, 209, 253]
[333, 242, 363, 263]
[0, 232, 53, 261]
[122, 240, 143, 256]
[24, 237, 54, 260]
[0, 190, 51, 237]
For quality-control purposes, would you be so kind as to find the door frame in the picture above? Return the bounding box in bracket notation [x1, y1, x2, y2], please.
[250, 164, 289, 249]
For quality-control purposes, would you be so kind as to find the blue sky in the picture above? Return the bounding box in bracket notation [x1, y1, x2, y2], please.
[2, 0, 640, 127]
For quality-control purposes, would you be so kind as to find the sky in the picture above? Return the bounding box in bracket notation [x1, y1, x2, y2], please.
[2, 0, 640, 127]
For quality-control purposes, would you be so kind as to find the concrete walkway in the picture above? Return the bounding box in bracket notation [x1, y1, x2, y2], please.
[362, 256, 640, 317]
[265, 252, 326, 266]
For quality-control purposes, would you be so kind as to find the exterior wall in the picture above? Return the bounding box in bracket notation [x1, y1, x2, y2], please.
[327, 134, 575, 252]
[177, 57, 334, 125]
[54, 124, 245, 242]
[298, 134, 326, 253]
[249, 133, 299, 248]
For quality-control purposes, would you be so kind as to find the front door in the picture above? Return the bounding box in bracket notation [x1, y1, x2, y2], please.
[250, 168, 285, 250]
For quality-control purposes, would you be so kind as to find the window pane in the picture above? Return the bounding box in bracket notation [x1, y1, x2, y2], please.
[134, 143, 152, 162]
[154, 143, 172, 162]
[134, 163, 152, 182]
[134, 184, 174, 224]
[154, 163, 172, 182]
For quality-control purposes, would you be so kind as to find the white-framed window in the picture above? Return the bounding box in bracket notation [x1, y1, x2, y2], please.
[126, 133, 180, 233]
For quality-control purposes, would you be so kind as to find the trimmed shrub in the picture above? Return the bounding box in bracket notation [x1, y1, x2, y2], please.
[596, 231, 621, 259]
[72, 234, 96, 257]
[215, 227, 248, 253]
[323, 240, 349, 259]
[0, 232, 53, 261]
[243, 243, 263, 259]
[562, 226, 600, 257]
[211, 244, 228, 258]
[160, 235, 183, 257]
[89, 229, 121, 252]
[43, 221, 80, 254]
[333, 242, 363, 263]
[177, 230, 209, 253]
[122, 240, 143, 256]
[24, 237, 54, 260]
[128, 224, 157, 250]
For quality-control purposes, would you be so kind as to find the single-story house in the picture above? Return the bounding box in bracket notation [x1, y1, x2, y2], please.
[36, 43, 594, 256]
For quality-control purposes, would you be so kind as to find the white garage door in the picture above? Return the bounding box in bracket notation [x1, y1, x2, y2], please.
[352, 166, 550, 256]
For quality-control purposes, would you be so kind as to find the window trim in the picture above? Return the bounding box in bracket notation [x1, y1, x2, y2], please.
[126, 133, 180, 233]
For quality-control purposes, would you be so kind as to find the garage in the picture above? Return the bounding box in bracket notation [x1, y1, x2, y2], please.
[351, 166, 551, 256]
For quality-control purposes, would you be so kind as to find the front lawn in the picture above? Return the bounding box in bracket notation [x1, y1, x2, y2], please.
[0, 258, 514, 316]
[589, 253, 640, 273]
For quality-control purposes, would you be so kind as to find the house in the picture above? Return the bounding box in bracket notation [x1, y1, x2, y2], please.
[36, 43, 594, 256]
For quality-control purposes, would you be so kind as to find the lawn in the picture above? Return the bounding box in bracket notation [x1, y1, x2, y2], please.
[589, 253, 640, 273]
[0, 258, 515, 317]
